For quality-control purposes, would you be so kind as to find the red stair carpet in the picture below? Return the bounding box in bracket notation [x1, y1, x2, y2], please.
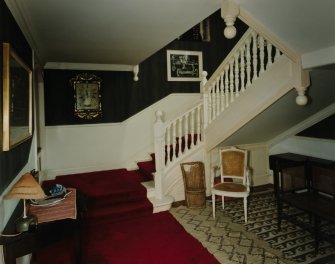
[32, 167, 219, 264]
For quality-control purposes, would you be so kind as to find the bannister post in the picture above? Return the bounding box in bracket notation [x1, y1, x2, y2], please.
[201, 71, 209, 128]
[153, 110, 165, 200]
[293, 64, 310, 106]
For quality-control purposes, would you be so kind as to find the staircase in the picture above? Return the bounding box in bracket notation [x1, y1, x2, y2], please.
[43, 169, 153, 224]
[137, 153, 156, 181]
[147, 27, 310, 212]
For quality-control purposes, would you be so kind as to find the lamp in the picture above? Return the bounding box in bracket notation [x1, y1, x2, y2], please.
[5, 172, 46, 232]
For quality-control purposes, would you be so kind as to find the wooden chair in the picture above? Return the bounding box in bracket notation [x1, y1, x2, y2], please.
[211, 146, 250, 223]
[180, 161, 206, 208]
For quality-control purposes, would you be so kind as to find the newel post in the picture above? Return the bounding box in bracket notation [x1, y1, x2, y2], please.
[153, 110, 165, 200]
[201, 71, 209, 128]
[293, 64, 310, 106]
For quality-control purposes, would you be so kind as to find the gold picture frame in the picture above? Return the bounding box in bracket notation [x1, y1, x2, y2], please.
[2, 43, 32, 151]
[70, 73, 102, 119]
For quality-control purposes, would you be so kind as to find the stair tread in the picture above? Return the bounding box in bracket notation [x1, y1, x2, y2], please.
[85, 200, 153, 219]
[137, 158, 156, 181]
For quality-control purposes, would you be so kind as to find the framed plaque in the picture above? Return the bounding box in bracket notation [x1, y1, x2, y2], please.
[70, 73, 102, 119]
[167, 50, 203, 81]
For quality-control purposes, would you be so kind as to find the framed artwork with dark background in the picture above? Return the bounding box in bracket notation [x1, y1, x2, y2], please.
[2, 42, 32, 151]
[70, 73, 102, 120]
[167, 50, 203, 82]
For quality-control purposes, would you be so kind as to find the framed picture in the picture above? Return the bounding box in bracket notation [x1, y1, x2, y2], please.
[167, 50, 203, 81]
[2, 43, 32, 151]
[70, 73, 102, 119]
[178, 18, 210, 42]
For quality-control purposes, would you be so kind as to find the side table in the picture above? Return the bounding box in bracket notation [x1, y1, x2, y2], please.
[0, 188, 85, 264]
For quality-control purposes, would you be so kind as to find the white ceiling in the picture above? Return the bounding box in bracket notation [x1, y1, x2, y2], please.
[5, 0, 335, 69]
[5, 0, 221, 66]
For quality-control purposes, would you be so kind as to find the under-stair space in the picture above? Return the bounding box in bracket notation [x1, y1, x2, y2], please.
[149, 27, 310, 209]
[204, 55, 298, 151]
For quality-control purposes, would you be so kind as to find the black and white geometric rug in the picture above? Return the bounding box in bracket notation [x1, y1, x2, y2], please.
[170, 192, 335, 264]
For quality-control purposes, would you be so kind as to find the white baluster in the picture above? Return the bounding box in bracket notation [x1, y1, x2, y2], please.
[252, 31, 258, 81]
[211, 84, 216, 121]
[240, 47, 245, 92]
[172, 121, 177, 161]
[246, 37, 251, 87]
[184, 112, 189, 151]
[224, 66, 229, 108]
[165, 125, 171, 165]
[203, 90, 209, 128]
[259, 35, 265, 74]
[266, 42, 273, 68]
[196, 106, 201, 144]
[220, 72, 225, 112]
[229, 61, 234, 103]
[216, 77, 220, 117]
[190, 109, 195, 148]
[177, 118, 182, 156]
[208, 87, 212, 124]
[234, 54, 240, 98]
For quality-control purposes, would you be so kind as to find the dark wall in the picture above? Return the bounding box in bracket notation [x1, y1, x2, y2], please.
[297, 114, 335, 140]
[44, 11, 248, 125]
[0, 0, 33, 193]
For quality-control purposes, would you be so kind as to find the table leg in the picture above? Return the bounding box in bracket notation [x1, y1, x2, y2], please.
[313, 215, 320, 255]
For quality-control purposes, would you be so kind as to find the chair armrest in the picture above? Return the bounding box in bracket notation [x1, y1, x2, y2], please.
[211, 165, 220, 187]
[245, 167, 251, 191]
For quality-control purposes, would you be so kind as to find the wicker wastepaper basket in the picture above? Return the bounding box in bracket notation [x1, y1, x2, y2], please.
[180, 161, 206, 208]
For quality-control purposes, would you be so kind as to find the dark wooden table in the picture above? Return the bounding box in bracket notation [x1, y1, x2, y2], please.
[269, 153, 334, 198]
[269, 153, 335, 253]
[0, 189, 85, 264]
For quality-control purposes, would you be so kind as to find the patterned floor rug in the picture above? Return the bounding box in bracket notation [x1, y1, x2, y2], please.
[170, 192, 335, 264]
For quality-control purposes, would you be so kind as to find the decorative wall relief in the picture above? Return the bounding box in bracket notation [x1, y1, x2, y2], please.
[70, 73, 102, 119]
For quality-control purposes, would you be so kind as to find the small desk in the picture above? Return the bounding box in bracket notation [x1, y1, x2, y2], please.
[0, 189, 84, 264]
[269, 153, 335, 198]
[269, 153, 335, 253]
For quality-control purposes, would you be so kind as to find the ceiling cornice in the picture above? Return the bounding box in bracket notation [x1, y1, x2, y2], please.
[44, 62, 135, 71]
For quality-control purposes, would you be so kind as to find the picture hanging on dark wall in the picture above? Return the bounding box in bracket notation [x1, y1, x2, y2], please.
[2, 42, 32, 151]
[70, 73, 102, 120]
[178, 18, 210, 42]
[167, 50, 203, 82]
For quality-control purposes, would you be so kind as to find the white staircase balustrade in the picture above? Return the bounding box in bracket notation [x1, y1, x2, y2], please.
[151, 27, 307, 207]
[202, 28, 282, 127]
[153, 104, 204, 199]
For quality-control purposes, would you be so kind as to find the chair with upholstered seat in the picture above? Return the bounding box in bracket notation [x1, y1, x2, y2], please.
[211, 146, 250, 223]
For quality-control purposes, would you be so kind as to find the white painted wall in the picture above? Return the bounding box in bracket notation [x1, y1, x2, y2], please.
[43, 94, 201, 179]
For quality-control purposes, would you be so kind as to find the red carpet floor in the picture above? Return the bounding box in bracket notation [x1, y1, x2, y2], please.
[82, 211, 219, 264]
[32, 169, 219, 264]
